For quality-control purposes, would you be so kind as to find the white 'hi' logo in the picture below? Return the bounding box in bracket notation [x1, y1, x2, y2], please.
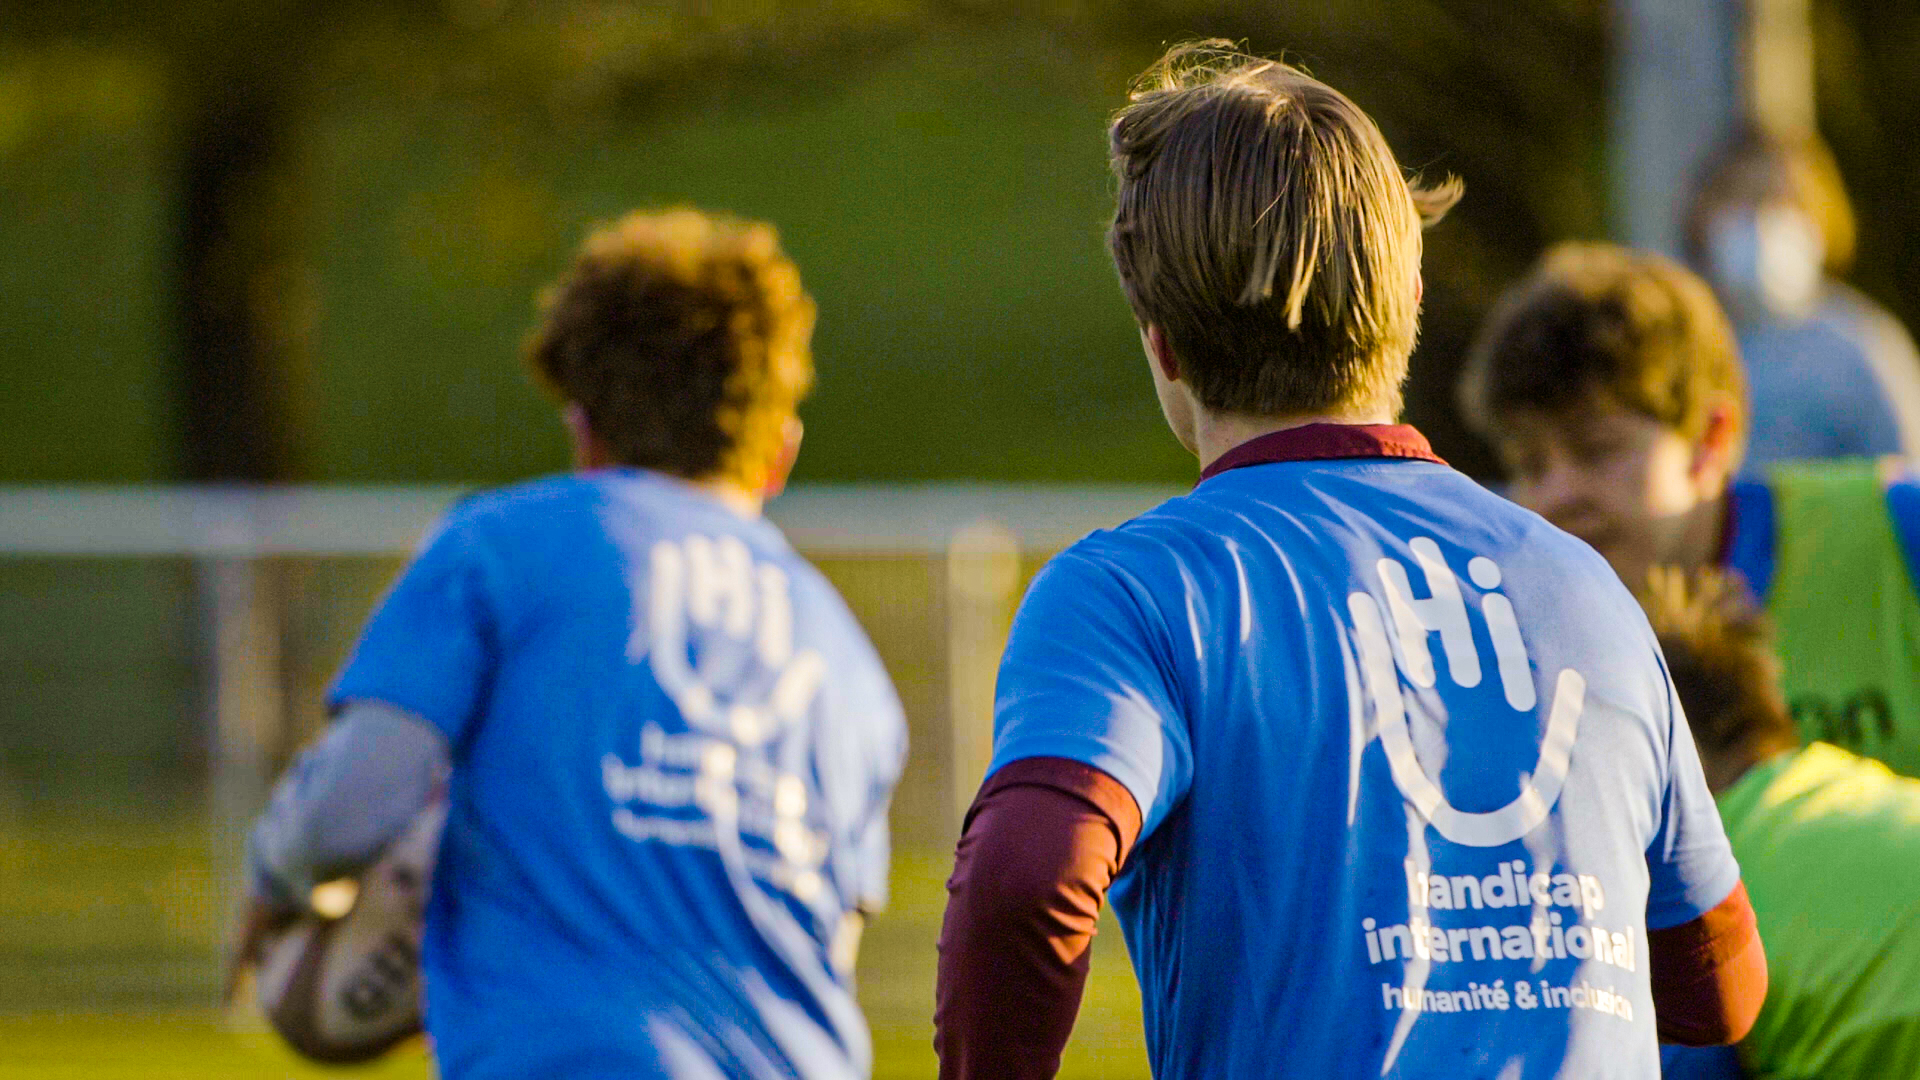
[1348, 538, 1585, 847]
[639, 534, 826, 747]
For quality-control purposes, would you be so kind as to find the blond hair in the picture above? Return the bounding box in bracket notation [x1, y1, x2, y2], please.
[525, 209, 814, 489]
[1107, 41, 1460, 417]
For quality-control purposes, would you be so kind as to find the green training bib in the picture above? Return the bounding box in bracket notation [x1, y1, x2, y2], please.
[1767, 460, 1920, 779]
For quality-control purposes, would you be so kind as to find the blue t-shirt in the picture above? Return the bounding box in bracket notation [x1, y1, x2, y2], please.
[330, 469, 907, 1080]
[990, 429, 1739, 1079]
[1737, 284, 1920, 475]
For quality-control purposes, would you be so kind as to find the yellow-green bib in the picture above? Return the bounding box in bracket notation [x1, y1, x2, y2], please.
[1767, 460, 1920, 779]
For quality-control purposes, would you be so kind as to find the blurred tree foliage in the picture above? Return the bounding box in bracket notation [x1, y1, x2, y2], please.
[1811, 0, 1920, 344]
[1065, 0, 1612, 475]
[0, 0, 933, 480]
[0, 0, 1910, 483]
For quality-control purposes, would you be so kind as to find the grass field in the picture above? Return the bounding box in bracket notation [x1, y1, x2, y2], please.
[0, 848, 1148, 1079]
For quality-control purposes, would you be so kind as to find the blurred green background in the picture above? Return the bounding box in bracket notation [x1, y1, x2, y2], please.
[4, 0, 1920, 1076]
[6, 0, 1920, 489]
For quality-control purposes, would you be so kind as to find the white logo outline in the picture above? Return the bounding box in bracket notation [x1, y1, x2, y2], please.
[1349, 540, 1586, 847]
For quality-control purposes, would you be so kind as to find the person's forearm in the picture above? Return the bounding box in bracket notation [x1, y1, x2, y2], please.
[934, 758, 1140, 1080]
[1648, 880, 1767, 1046]
[246, 700, 450, 911]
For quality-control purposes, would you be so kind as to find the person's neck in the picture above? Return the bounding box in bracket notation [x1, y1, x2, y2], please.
[1674, 489, 1733, 572]
[1193, 406, 1399, 473]
[692, 477, 764, 519]
[575, 450, 763, 519]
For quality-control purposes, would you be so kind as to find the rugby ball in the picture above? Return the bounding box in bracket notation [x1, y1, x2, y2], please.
[255, 802, 446, 1064]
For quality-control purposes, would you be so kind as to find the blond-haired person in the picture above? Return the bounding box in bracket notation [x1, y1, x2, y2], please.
[935, 42, 1763, 1080]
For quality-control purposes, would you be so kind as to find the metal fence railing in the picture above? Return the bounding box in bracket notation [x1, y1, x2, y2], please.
[0, 483, 1174, 1011]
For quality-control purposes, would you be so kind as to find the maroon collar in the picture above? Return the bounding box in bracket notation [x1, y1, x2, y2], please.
[1197, 423, 1446, 484]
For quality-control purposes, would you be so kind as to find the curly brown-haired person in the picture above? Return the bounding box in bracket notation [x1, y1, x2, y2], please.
[1643, 568, 1920, 1080]
[232, 209, 907, 1079]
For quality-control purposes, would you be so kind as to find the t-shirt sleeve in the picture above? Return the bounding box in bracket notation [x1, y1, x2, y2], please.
[1644, 662, 1744, 930]
[989, 549, 1192, 840]
[327, 510, 498, 749]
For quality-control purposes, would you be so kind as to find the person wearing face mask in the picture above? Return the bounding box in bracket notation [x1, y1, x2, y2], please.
[1458, 242, 1920, 781]
[1683, 126, 1920, 473]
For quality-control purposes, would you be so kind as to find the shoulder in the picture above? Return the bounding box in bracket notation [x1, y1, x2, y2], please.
[1730, 743, 1920, 852]
[1043, 494, 1224, 603]
[1005, 528, 1181, 659]
[1881, 463, 1920, 565]
[432, 473, 606, 543]
[783, 556, 876, 649]
[1821, 283, 1916, 342]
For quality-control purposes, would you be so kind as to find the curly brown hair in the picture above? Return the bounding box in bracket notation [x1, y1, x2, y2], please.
[1639, 567, 1797, 769]
[525, 209, 815, 488]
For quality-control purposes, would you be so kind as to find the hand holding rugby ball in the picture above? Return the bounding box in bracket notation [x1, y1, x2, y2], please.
[254, 803, 445, 1064]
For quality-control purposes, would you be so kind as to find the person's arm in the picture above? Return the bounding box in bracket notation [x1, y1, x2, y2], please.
[935, 757, 1141, 1080]
[226, 701, 450, 996]
[244, 700, 451, 914]
[1648, 880, 1766, 1046]
[1644, 647, 1767, 1046]
[934, 548, 1188, 1079]
[230, 503, 495, 996]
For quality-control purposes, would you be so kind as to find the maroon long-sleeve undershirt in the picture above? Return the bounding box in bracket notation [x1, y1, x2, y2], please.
[1649, 880, 1767, 1046]
[934, 756, 1766, 1078]
[934, 757, 1141, 1080]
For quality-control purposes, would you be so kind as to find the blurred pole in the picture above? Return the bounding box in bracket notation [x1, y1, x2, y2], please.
[1609, 0, 1742, 254]
[945, 520, 1021, 836]
[1747, 0, 1815, 136]
[1612, 0, 1817, 252]
[198, 554, 284, 952]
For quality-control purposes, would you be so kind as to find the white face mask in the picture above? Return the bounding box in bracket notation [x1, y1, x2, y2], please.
[1705, 204, 1824, 321]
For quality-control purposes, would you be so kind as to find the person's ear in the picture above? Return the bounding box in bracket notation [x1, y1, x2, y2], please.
[1689, 396, 1744, 492]
[762, 417, 803, 500]
[1144, 324, 1180, 382]
[1415, 271, 1425, 307]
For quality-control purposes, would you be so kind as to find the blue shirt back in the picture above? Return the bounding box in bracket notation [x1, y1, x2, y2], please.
[1738, 284, 1920, 475]
[991, 429, 1738, 1079]
[330, 470, 907, 1080]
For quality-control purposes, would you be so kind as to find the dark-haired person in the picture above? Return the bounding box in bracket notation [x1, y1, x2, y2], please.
[1459, 242, 1920, 780]
[1683, 125, 1920, 471]
[1640, 568, 1920, 1079]
[231, 209, 906, 1079]
[935, 42, 1763, 1080]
